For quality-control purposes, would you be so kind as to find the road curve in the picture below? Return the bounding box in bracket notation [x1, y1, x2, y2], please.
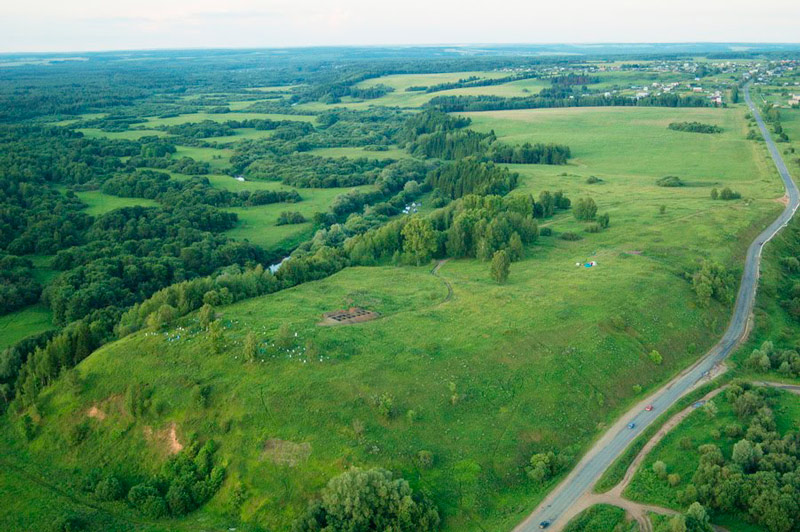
[515, 83, 799, 531]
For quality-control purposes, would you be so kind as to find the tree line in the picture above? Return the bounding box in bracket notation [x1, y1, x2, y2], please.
[427, 92, 714, 113]
[668, 121, 723, 134]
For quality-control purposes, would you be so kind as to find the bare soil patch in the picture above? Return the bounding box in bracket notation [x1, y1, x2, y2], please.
[143, 422, 184, 455]
[261, 438, 311, 466]
[86, 406, 107, 421]
[84, 394, 124, 421]
[319, 307, 380, 326]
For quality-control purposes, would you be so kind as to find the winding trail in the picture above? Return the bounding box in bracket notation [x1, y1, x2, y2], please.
[432, 259, 453, 303]
[515, 83, 800, 531]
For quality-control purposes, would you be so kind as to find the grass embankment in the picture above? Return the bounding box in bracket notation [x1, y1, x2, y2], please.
[563, 504, 635, 532]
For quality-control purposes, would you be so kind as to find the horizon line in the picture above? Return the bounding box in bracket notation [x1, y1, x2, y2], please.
[3, 41, 800, 57]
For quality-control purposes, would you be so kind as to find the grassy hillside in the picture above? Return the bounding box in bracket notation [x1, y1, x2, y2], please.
[1, 99, 788, 530]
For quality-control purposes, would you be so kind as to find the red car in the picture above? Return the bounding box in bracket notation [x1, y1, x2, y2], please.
[645, 405, 654, 412]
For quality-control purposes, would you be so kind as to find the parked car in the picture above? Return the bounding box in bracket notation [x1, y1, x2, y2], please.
[539, 521, 551, 529]
[645, 405, 654, 411]
[628, 422, 636, 429]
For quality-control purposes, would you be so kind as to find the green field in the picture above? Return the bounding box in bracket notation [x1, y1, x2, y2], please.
[308, 146, 412, 160]
[564, 504, 634, 531]
[76, 128, 167, 140]
[173, 146, 233, 171]
[73, 190, 159, 215]
[0, 305, 54, 351]
[226, 185, 375, 250]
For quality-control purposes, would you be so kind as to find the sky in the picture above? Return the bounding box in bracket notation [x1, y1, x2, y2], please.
[2, 0, 800, 53]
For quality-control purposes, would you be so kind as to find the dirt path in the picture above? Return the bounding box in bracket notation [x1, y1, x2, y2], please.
[431, 259, 453, 303]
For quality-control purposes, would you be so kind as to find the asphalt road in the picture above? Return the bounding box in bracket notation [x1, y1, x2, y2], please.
[515, 83, 800, 531]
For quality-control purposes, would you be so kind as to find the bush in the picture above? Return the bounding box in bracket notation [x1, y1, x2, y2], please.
[417, 450, 434, 468]
[490, 249, 510, 284]
[527, 451, 559, 483]
[718, 187, 741, 200]
[586, 176, 602, 184]
[668, 121, 722, 134]
[49, 513, 86, 532]
[649, 350, 663, 365]
[585, 223, 602, 233]
[67, 420, 91, 446]
[653, 460, 668, 479]
[540, 227, 552, 236]
[656, 176, 684, 187]
[276, 211, 307, 225]
[375, 393, 395, 419]
[94, 475, 124, 501]
[560, 231, 582, 241]
[573, 197, 597, 220]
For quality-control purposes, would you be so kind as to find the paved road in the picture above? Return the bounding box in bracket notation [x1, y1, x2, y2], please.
[515, 83, 800, 531]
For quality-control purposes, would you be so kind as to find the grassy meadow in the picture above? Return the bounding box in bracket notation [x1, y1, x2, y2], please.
[0, 305, 54, 351]
[225, 184, 376, 251]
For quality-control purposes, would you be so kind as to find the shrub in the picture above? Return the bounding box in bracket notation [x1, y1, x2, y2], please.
[417, 450, 434, 468]
[656, 176, 684, 187]
[718, 187, 741, 200]
[560, 231, 582, 241]
[490, 249, 510, 284]
[67, 420, 91, 447]
[539, 227, 552, 236]
[585, 223, 601, 233]
[573, 197, 597, 220]
[527, 451, 559, 483]
[653, 460, 668, 479]
[49, 513, 86, 532]
[668, 121, 722, 134]
[649, 350, 663, 365]
[94, 475, 124, 501]
[276, 211, 307, 225]
[375, 393, 395, 419]
[586, 176, 602, 184]
[668, 473, 681, 486]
